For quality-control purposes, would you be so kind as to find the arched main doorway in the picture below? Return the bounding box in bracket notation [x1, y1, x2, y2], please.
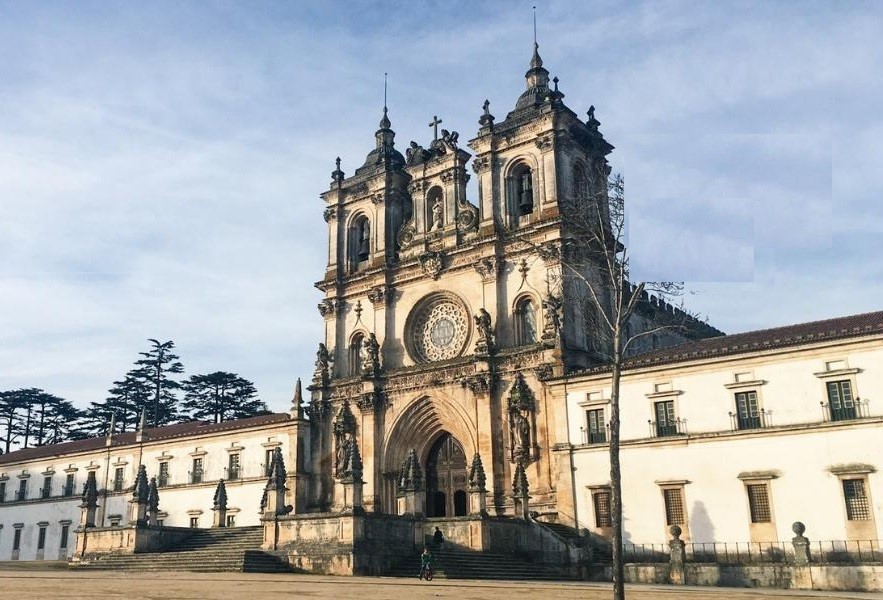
[426, 432, 468, 517]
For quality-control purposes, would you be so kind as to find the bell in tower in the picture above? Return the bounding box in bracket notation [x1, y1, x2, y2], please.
[518, 171, 534, 215]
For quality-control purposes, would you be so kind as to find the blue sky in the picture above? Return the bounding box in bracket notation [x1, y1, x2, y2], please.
[1, 1, 881, 412]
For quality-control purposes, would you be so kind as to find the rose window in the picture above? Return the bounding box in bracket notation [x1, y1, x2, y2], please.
[408, 294, 470, 363]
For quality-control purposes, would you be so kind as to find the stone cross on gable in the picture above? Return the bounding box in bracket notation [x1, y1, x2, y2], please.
[429, 115, 443, 141]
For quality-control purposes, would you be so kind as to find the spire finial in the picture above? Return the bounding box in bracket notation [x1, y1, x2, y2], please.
[533, 5, 537, 46]
[379, 72, 391, 130]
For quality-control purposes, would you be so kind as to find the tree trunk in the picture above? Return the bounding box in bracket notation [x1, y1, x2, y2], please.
[609, 324, 625, 600]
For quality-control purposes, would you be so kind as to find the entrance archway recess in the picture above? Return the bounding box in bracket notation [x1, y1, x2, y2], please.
[426, 433, 468, 517]
[381, 394, 477, 513]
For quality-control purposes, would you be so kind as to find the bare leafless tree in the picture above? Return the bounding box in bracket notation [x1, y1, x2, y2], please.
[511, 168, 703, 600]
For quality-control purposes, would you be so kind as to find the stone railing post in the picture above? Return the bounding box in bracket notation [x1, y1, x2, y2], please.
[129, 465, 150, 527]
[467, 453, 488, 516]
[791, 521, 811, 565]
[668, 525, 686, 585]
[212, 479, 228, 527]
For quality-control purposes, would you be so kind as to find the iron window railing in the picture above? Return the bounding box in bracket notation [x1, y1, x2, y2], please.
[648, 418, 687, 437]
[729, 409, 772, 431]
[63, 483, 75, 497]
[820, 398, 870, 422]
[580, 423, 609, 444]
[189, 470, 204, 484]
[40, 487, 51, 499]
[225, 466, 241, 481]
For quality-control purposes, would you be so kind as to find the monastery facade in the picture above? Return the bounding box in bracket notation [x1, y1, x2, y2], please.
[0, 42, 880, 573]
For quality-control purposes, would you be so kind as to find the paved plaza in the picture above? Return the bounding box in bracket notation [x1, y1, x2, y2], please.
[0, 569, 876, 600]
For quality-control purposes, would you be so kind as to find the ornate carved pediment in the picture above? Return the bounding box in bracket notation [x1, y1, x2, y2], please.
[461, 372, 493, 395]
[397, 221, 417, 249]
[456, 200, 479, 233]
[367, 285, 391, 307]
[535, 134, 554, 151]
[537, 240, 561, 264]
[419, 250, 444, 280]
[317, 298, 344, 319]
[471, 155, 492, 174]
[534, 363, 554, 382]
[355, 391, 385, 413]
[474, 256, 503, 282]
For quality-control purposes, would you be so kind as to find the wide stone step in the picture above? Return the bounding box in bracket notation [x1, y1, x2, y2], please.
[386, 549, 576, 581]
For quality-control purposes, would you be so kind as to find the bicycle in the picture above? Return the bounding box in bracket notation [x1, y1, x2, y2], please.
[419, 564, 434, 581]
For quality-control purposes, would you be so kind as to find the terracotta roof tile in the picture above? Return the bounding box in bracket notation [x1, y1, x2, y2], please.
[574, 310, 883, 376]
[0, 413, 291, 466]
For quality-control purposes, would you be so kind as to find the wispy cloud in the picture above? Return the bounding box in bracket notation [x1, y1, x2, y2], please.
[0, 1, 880, 411]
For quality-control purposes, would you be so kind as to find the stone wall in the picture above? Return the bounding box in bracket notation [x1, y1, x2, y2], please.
[71, 525, 193, 562]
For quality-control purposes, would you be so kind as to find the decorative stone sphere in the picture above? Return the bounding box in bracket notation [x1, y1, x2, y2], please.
[669, 525, 682, 538]
[792, 521, 806, 536]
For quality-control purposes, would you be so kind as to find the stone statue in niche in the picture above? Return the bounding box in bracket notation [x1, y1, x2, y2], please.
[507, 374, 536, 464]
[312, 343, 333, 387]
[542, 292, 563, 345]
[361, 332, 381, 377]
[429, 198, 443, 232]
[333, 400, 357, 479]
[473, 308, 495, 355]
[357, 220, 370, 261]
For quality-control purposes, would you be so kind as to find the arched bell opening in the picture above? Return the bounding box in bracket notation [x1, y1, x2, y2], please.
[425, 432, 468, 517]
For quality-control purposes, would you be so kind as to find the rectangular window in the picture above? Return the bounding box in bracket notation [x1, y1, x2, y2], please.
[60, 525, 69, 549]
[663, 488, 686, 526]
[42, 476, 52, 499]
[746, 484, 772, 523]
[586, 409, 607, 444]
[0, 481, 6, 502]
[735, 391, 761, 429]
[843, 478, 871, 521]
[156, 519, 164, 528]
[37, 526, 47, 550]
[13, 528, 22, 551]
[64, 474, 75, 497]
[158, 462, 170, 487]
[827, 380, 856, 421]
[191, 458, 203, 484]
[593, 489, 612, 528]
[17, 478, 27, 500]
[113, 467, 124, 492]
[265, 449, 274, 476]
[226, 514, 236, 527]
[654, 401, 678, 437]
[189, 517, 199, 528]
[228, 454, 241, 480]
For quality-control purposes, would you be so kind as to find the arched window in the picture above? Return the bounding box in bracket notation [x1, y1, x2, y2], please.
[349, 333, 364, 377]
[509, 163, 534, 219]
[426, 186, 444, 232]
[349, 215, 370, 268]
[572, 163, 588, 206]
[514, 297, 538, 345]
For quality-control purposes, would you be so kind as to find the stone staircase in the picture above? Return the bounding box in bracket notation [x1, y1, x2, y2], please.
[385, 546, 577, 580]
[537, 520, 613, 563]
[71, 526, 295, 573]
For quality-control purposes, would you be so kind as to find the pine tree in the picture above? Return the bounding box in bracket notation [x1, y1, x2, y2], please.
[181, 371, 267, 423]
[135, 339, 184, 427]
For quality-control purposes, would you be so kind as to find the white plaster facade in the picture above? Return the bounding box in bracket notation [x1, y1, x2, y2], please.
[552, 321, 883, 546]
[0, 413, 301, 561]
